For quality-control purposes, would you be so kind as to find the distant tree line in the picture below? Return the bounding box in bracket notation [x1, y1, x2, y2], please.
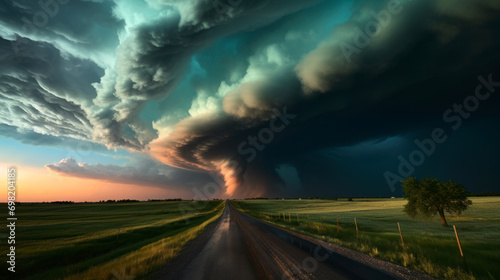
[242, 196, 400, 200]
[148, 198, 183, 202]
[50, 201, 74, 204]
[18, 199, 192, 204]
[98, 199, 140, 203]
[468, 192, 500, 196]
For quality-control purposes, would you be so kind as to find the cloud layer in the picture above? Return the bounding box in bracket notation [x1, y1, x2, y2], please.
[1, 0, 500, 198]
[46, 157, 213, 194]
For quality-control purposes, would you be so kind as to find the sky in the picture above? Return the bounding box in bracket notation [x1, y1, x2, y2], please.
[0, 0, 499, 202]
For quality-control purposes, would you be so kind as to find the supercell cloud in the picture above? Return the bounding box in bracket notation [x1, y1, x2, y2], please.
[1, 0, 499, 198]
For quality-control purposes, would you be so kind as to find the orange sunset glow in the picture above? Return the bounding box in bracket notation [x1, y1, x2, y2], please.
[0, 163, 185, 202]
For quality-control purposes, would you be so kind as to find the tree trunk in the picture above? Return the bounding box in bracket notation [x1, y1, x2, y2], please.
[438, 208, 448, 227]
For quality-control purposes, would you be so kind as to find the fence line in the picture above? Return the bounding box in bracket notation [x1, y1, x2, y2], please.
[264, 210, 468, 272]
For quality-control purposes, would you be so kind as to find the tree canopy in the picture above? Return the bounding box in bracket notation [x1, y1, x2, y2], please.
[402, 177, 472, 226]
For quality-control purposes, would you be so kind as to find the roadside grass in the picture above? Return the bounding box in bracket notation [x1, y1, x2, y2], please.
[0, 200, 224, 279]
[232, 197, 500, 280]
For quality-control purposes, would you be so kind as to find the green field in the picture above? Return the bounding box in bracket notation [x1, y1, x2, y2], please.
[232, 197, 500, 280]
[1, 200, 224, 279]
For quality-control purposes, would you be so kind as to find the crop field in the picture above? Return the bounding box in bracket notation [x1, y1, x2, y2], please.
[232, 197, 500, 280]
[0, 200, 224, 279]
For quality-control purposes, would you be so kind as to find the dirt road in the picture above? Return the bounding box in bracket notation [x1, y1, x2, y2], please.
[155, 201, 434, 280]
[178, 204, 258, 280]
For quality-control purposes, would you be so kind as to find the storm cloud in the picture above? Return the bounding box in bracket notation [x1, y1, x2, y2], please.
[1, 0, 499, 197]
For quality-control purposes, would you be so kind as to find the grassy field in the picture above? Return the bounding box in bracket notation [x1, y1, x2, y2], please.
[1, 200, 224, 279]
[232, 197, 500, 280]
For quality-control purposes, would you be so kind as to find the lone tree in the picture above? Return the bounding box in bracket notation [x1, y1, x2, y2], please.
[402, 177, 472, 226]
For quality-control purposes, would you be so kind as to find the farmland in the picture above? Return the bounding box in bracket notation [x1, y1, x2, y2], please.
[0, 200, 224, 279]
[232, 197, 500, 280]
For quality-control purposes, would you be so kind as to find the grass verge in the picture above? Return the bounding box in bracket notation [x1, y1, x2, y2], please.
[232, 197, 499, 280]
[1, 200, 224, 279]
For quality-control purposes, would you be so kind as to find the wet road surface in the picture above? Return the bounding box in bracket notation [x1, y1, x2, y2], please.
[157, 201, 435, 280]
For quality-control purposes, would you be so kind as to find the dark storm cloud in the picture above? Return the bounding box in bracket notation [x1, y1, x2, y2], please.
[1, 0, 328, 195]
[0, 0, 118, 147]
[0, 37, 99, 142]
[0, 0, 122, 67]
[91, 0, 327, 150]
[150, 0, 500, 197]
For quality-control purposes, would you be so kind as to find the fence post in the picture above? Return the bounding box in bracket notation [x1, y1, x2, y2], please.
[296, 213, 299, 223]
[354, 218, 359, 238]
[307, 214, 311, 228]
[453, 225, 468, 271]
[115, 227, 121, 241]
[321, 216, 325, 231]
[397, 222, 405, 247]
[336, 216, 339, 234]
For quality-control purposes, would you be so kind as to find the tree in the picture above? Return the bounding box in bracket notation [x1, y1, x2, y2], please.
[402, 177, 472, 226]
